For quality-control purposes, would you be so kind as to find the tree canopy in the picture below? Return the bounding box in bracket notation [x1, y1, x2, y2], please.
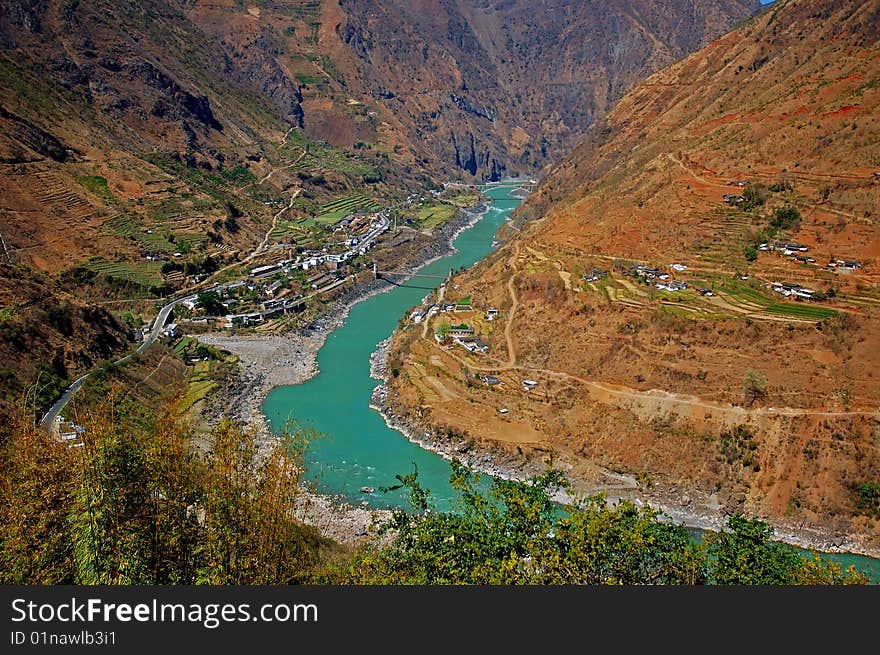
[1, 409, 869, 586]
[341, 461, 868, 585]
[1, 409, 326, 584]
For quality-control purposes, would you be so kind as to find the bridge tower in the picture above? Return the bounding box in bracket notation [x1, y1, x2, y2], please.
[373, 260, 378, 279]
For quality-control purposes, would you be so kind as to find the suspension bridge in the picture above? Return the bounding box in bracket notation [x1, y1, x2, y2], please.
[373, 261, 452, 283]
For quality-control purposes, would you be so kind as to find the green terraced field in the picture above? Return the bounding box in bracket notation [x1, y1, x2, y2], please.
[720, 281, 836, 319]
[281, 131, 381, 179]
[316, 194, 381, 224]
[180, 379, 217, 412]
[84, 258, 164, 288]
[763, 303, 837, 319]
[174, 233, 209, 249]
[415, 202, 457, 229]
[76, 175, 113, 197]
[659, 304, 727, 320]
[147, 195, 217, 225]
[173, 337, 195, 357]
[720, 282, 776, 307]
[295, 73, 326, 85]
[104, 214, 140, 237]
[268, 218, 315, 241]
[143, 154, 269, 209]
[137, 232, 176, 253]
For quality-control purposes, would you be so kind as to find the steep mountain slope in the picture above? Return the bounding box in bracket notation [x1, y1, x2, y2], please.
[0, 263, 131, 432]
[0, 0, 759, 276]
[0, 0, 427, 422]
[331, 0, 759, 179]
[388, 0, 880, 553]
[0, 0, 757, 424]
[0, 0, 416, 277]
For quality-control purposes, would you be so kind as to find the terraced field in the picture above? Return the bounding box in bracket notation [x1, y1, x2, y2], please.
[145, 195, 216, 226]
[693, 208, 757, 267]
[413, 201, 458, 229]
[405, 361, 440, 402]
[288, 0, 321, 18]
[268, 219, 307, 241]
[716, 282, 837, 320]
[174, 233, 209, 250]
[137, 232, 177, 254]
[75, 175, 113, 198]
[104, 213, 209, 254]
[316, 194, 381, 225]
[84, 257, 164, 289]
[21, 169, 113, 237]
[103, 214, 140, 237]
[281, 132, 380, 179]
[142, 155, 278, 217]
[579, 267, 836, 323]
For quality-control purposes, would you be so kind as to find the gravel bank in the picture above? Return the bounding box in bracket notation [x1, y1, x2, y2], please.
[193, 203, 490, 546]
[194, 196, 879, 561]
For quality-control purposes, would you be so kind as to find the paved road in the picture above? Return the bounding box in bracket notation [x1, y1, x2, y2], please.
[39, 207, 394, 433]
[40, 293, 196, 432]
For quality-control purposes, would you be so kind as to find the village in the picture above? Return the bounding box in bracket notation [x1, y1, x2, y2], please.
[148, 211, 391, 335]
[594, 232, 865, 307]
[399, 236, 869, 403]
[405, 291, 542, 395]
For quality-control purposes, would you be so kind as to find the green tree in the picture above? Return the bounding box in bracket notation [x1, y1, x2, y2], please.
[1, 401, 325, 585]
[346, 462, 706, 585]
[742, 369, 767, 407]
[196, 291, 226, 316]
[436, 322, 452, 341]
[222, 201, 242, 232]
[0, 413, 77, 583]
[145, 411, 205, 584]
[343, 463, 867, 585]
[853, 481, 880, 518]
[196, 420, 322, 584]
[744, 244, 758, 261]
[68, 405, 154, 584]
[770, 205, 801, 231]
[702, 515, 856, 585]
[740, 184, 766, 210]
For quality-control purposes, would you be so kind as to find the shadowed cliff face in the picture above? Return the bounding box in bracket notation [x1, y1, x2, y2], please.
[0, 0, 757, 182]
[333, 0, 759, 179]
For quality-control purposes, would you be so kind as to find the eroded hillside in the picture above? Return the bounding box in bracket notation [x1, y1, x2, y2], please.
[387, 0, 880, 554]
[0, 0, 758, 424]
[333, 0, 759, 179]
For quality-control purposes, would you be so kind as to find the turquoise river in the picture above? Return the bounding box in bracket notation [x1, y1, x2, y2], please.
[263, 182, 879, 582]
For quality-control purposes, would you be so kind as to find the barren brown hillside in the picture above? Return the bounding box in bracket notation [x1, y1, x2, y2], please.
[388, 0, 880, 553]
[0, 0, 757, 424]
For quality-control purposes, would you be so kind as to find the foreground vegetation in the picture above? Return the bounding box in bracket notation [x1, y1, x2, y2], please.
[342, 463, 867, 585]
[1, 409, 328, 584]
[0, 408, 868, 585]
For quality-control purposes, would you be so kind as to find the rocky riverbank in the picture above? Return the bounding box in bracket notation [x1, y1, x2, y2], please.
[370, 339, 880, 559]
[194, 190, 880, 561]
[194, 184, 879, 562]
[194, 200, 491, 545]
